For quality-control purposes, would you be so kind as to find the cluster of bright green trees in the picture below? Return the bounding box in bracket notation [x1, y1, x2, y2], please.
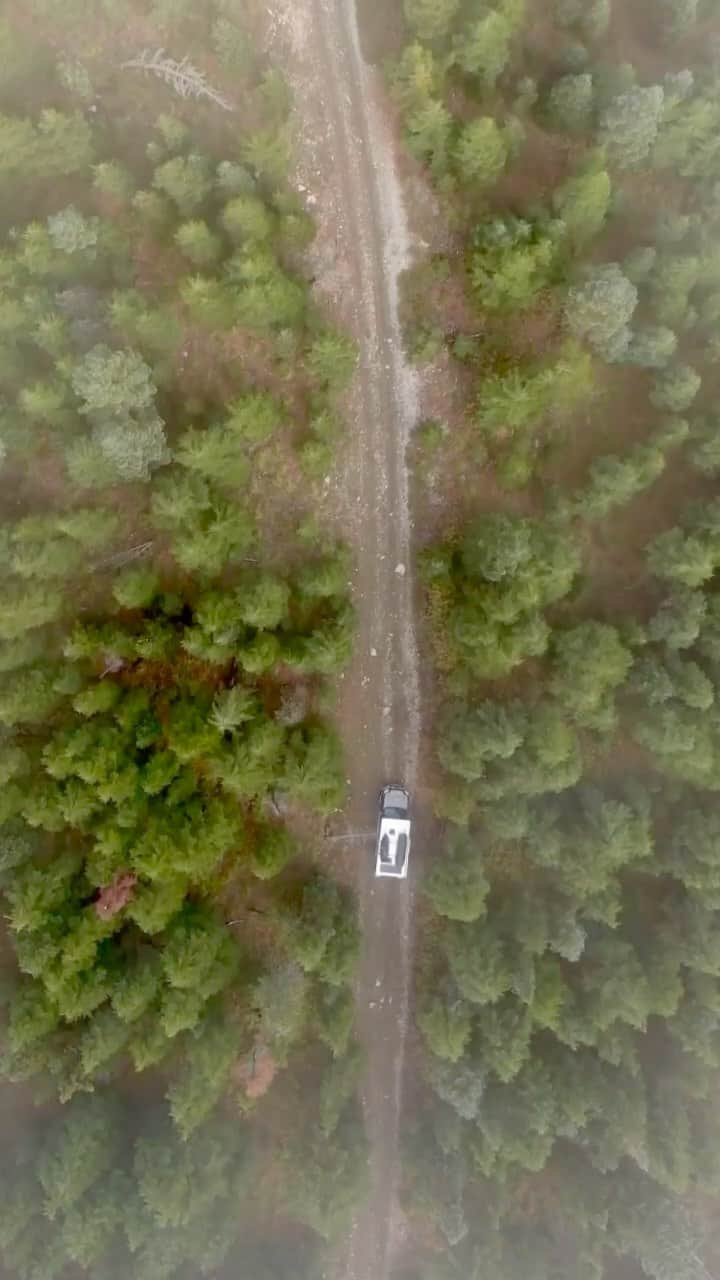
[0, 2, 365, 1277]
[393, 0, 720, 1277]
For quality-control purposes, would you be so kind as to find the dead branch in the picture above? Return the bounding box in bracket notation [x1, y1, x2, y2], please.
[226, 906, 268, 926]
[121, 48, 234, 112]
[92, 541, 154, 572]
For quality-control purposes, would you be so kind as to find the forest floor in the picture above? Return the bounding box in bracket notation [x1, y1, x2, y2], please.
[265, 0, 422, 1276]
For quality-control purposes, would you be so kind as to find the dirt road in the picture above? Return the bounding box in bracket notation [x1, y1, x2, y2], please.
[266, 0, 421, 1274]
[314, 2, 421, 1275]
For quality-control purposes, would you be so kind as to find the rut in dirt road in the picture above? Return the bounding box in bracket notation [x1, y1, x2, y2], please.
[307, 1, 421, 1277]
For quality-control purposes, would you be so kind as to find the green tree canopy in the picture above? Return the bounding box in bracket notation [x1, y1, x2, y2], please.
[404, 0, 460, 41]
[454, 118, 508, 188]
[550, 622, 632, 729]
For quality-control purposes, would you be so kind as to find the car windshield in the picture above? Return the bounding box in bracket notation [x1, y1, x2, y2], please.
[383, 805, 407, 820]
[383, 788, 407, 811]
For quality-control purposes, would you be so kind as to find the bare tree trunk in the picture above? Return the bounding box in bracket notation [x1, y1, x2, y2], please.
[122, 49, 234, 111]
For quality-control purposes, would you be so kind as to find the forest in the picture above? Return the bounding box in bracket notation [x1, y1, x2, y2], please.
[7, 0, 720, 1277]
[0, 1, 366, 1277]
[380, 0, 720, 1277]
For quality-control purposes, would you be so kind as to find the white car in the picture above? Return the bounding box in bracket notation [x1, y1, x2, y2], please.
[375, 785, 411, 879]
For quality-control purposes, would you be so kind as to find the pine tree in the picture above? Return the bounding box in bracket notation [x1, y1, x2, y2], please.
[547, 73, 594, 133]
[210, 685, 258, 734]
[72, 345, 156, 419]
[160, 986, 205, 1039]
[424, 1054, 484, 1119]
[174, 219, 222, 266]
[599, 85, 665, 169]
[554, 166, 611, 246]
[161, 906, 232, 992]
[153, 153, 212, 215]
[254, 964, 307, 1052]
[128, 878, 188, 936]
[478, 343, 594, 436]
[249, 823, 294, 880]
[17, 378, 68, 425]
[225, 391, 282, 445]
[0, 115, 38, 180]
[651, 252, 701, 328]
[308, 331, 358, 391]
[319, 1043, 363, 1138]
[236, 574, 290, 629]
[423, 831, 489, 922]
[650, 363, 701, 412]
[444, 921, 513, 1005]
[179, 275, 235, 330]
[565, 264, 638, 360]
[47, 205, 99, 256]
[242, 127, 291, 187]
[653, 89, 720, 180]
[112, 565, 160, 610]
[0, 110, 92, 181]
[93, 160, 134, 203]
[452, 10, 513, 90]
[170, 501, 255, 577]
[315, 983, 355, 1057]
[404, 0, 460, 42]
[11, 526, 83, 581]
[474, 997, 533, 1082]
[282, 725, 345, 813]
[38, 1097, 117, 1219]
[550, 622, 632, 728]
[0, 664, 64, 724]
[621, 323, 678, 369]
[57, 508, 119, 550]
[391, 42, 440, 113]
[417, 992, 473, 1062]
[233, 257, 305, 331]
[647, 527, 716, 587]
[7, 982, 60, 1054]
[221, 194, 273, 242]
[470, 214, 560, 311]
[111, 952, 162, 1023]
[78, 1007, 130, 1078]
[167, 1017, 241, 1138]
[576, 444, 666, 520]
[405, 98, 454, 173]
[175, 425, 250, 488]
[454, 118, 508, 188]
[648, 587, 706, 650]
[211, 14, 254, 72]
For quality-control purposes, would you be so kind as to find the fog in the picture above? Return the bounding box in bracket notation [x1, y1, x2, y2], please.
[0, 1, 719, 1280]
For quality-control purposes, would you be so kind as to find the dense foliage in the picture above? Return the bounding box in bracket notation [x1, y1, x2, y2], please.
[392, 0, 720, 1276]
[0, 1086, 365, 1280]
[0, 1, 364, 1277]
